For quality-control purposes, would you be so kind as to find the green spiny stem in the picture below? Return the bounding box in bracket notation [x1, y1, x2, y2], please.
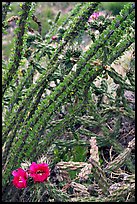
[17, 8, 135, 125]
[2, 49, 99, 159]
[24, 63, 123, 160]
[107, 66, 134, 90]
[107, 37, 134, 65]
[2, 2, 99, 139]
[2, 31, 134, 187]
[75, 116, 106, 129]
[2, 64, 35, 144]
[4, 32, 135, 175]
[2, 2, 135, 135]
[100, 106, 134, 119]
[2, 2, 32, 95]
[2, 125, 20, 165]
[103, 11, 134, 51]
[42, 182, 70, 202]
[3, 101, 86, 181]
[2, 2, 135, 193]
[7, 8, 133, 138]
[2, 2, 100, 127]
[2, 57, 44, 137]
[8, 6, 134, 137]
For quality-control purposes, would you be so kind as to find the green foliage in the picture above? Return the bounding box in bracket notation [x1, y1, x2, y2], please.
[100, 2, 129, 15]
[2, 2, 135, 202]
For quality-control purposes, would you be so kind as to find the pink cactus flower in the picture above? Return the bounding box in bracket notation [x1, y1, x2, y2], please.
[12, 168, 28, 189]
[29, 162, 50, 183]
[88, 12, 100, 22]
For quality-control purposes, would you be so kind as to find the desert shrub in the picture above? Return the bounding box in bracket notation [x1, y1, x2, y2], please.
[2, 2, 135, 202]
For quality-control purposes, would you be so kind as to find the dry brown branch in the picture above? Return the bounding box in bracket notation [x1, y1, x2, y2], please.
[105, 138, 135, 172]
[90, 158, 110, 195]
[70, 182, 90, 196]
[56, 161, 88, 170]
[71, 182, 135, 202]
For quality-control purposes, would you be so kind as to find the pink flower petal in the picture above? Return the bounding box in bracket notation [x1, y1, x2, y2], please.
[12, 168, 28, 188]
[29, 162, 50, 183]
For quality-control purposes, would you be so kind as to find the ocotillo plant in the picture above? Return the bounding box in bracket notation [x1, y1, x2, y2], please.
[2, 2, 135, 202]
